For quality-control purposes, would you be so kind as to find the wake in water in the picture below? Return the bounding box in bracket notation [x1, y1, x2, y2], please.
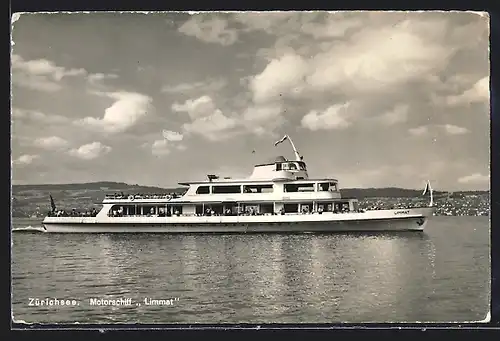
[12, 226, 46, 233]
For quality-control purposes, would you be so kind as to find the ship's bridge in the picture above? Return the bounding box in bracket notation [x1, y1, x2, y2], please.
[249, 155, 309, 181]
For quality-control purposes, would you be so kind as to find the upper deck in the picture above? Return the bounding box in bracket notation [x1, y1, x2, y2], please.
[102, 135, 343, 204]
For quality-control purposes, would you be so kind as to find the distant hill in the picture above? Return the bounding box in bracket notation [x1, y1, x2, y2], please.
[10, 181, 489, 218]
[12, 181, 182, 192]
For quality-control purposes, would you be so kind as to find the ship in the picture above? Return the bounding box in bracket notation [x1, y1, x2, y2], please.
[41, 135, 434, 233]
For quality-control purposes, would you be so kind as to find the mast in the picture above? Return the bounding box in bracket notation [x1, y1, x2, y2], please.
[275, 134, 302, 161]
[287, 136, 302, 162]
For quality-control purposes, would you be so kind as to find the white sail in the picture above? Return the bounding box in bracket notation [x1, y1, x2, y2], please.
[423, 180, 434, 207]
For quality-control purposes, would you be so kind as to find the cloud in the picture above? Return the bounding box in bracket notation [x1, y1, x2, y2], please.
[68, 142, 111, 160]
[301, 103, 352, 131]
[87, 73, 119, 87]
[11, 54, 86, 80]
[237, 13, 489, 136]
[12, 108, 69, 125]
[242, 103, 285, 135]
[12, 72, 63, 92]
[172, 95, 215, 119]
[300, 16, 363, 39]
[161, 78, 227, 94]
[409, 124, 469, 136]
[178, 15, 238, 46]
[409, 126, 429, 136]
[232, 12, 298, 35]
[183, 109, 238, 141]
[442, 124, 469, 135]
[144, 131, 184, 156]
[174, 13, 487, 140]
[151, 139, 170, 156]
[240, 17, 454, 134]
[77, 91, 152, 133]
[377, 104, 409, 125]
[443, 76, 489, 107]
[250, 53, 309, 104]
[172, 95, 238, 141]
[458, 172, 489, 184]
[11, 54, 87, 92]
[408, 124, 470, 136]
[12, 54, 121, 93]
[162, 130, 183, 142]
[309, 24, 452, 94]
[248, 18, 454, 102]
[12, 154, 39, 166]
[34, 136, 69, 150]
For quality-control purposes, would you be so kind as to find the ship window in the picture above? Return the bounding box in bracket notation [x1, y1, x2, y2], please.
[284, 203, 299, 213]
[276, 163, 282, 171]
[108, 205, 124, 217]
[300, 202, 313, 213]
[195, 205, 204, 215]
[166, 205, 183, 215]
[212, 185, 241, 194]
[329, 182, 338, 192]
[284, 183, 315, 192]
[142, 205, 157, 216]
[127, 205, 136, 215]
[243, 184, 274, 193]
[288, 163, 298, 170]
[196, 186, 210, 194]
[258, 203, 273, 214]
[318, 182, 329, 191]
[297, 161, 307, 171]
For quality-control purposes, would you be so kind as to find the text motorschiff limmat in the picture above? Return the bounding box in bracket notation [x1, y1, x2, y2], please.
[88, 297, 179, 306]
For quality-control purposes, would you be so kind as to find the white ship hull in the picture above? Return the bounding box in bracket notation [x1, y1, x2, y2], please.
[42, 208, 433, 233]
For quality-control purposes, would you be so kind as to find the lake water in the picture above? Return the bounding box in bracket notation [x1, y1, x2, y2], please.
[11, 216, 490, 324]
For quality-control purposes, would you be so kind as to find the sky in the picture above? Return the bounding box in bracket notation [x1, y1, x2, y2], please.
[10, 11, 490, 191]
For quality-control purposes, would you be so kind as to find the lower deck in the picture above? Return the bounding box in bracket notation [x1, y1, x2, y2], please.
[105, 200, 359, 218]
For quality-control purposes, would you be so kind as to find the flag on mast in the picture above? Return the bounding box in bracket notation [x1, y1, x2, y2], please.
[274, 135, 288, 146]
[49, 194, 56, 213]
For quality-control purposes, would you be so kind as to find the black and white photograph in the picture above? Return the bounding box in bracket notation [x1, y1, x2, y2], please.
[11, 11, 490, 324]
